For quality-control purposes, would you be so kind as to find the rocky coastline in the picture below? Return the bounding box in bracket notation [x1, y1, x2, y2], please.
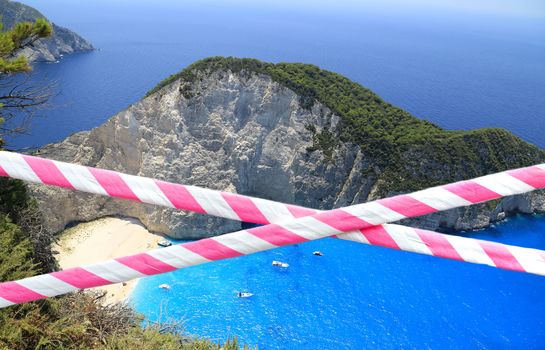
[30, 59, 545, 238]
[0, 0, 93, 62]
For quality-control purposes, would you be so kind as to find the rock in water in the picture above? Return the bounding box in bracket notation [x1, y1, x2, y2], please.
[31, 57, 545, 238]
[0, 0, 93, 62]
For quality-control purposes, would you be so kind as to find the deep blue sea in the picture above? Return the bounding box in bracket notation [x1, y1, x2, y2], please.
[8, 0, 545, 348]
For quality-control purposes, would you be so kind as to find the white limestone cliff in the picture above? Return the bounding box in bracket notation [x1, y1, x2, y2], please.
[31, 69, 545, 238]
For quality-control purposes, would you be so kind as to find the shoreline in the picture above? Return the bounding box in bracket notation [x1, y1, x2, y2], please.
[53, 217, 163, 304]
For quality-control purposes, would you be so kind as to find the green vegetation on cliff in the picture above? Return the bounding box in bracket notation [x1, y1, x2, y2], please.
[149, 57, 545, 193]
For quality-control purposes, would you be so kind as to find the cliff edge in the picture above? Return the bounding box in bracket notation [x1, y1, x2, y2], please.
[31, 57, 545, 238]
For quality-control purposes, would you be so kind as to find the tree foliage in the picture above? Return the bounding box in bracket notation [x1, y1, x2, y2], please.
[0, 18, 51, 73]
[0, 213, 38, 281]
[0, 17, 53, 146]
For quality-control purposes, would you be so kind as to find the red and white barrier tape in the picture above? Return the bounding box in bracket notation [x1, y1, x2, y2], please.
[2, 151, 545, 251]
[0, 151, 544, 308]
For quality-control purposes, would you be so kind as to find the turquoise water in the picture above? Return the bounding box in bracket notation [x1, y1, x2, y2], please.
[131, 215, 545, 349]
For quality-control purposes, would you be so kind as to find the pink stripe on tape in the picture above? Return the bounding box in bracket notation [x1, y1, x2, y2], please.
[154, 181, 206, 214]
[316, 210, 371, 232]
[0, 165, 9, 177]
[88, 167, 140, 202]
[360, 225, 399, 250]
[508, 166, 545, 189]
[378, 195, 438, 218]
[183, 239, 244, 260]
[116, 253, 177, 275]
[287, 205, 317, 218]
[23, 155, 74, 189]
[415, 229, 463, 261]
[51, 267, 112, 289]
[249, 224, 308, 246]
[222, 193, 270, 225]
[0, 282, 46, 304]
[444, 181, 501, 203]
[479, 241, 524, 272]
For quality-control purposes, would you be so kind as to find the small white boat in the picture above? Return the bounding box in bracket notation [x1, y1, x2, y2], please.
[158, 284, 171, 290]
[272, 260, 289, 268]
[312, 251, 323, 256]
[158, 240, 172, 247]
[237, 292, 253, 298]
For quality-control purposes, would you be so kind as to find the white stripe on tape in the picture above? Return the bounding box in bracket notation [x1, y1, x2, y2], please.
[444, 235, 495, 267]
[384, 225, 432, 256]
[17, 274, 78, 297]
[85, 260, 145, 283]
[119, 173, 174, 208]
[410, 187, 472, 211]
[252, 197, 297, 224]
[474, 172, 535, 196]
[343, 202, 406, 226]
[284, 216, 341, 240]
[508, 246, 545, 276]
[0, 153, 42, 183]
[185, 186, 241, 221]
[148, 245, 210, 268]
[337, 230, 370, 245]
[213, 230, 277, 254]
[0, 297, 14, 308]
[54, 161, 109, 196]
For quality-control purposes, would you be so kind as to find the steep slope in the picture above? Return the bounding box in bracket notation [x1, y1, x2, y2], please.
[0, 0, 93, 62]
[32, 57, 545, 238]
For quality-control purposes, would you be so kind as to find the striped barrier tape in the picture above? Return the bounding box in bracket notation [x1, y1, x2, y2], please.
[1, 151, 545, 264]
[2, 151, 545, 255]
[0, 151, 543, 307]
[1, 222, 544, 309]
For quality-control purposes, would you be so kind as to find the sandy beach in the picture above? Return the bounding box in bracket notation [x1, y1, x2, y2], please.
[54, 217, 163, 304]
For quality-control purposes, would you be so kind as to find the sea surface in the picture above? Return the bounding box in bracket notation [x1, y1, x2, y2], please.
[7, 0, 545, 348]
[131, 215, 545, 349]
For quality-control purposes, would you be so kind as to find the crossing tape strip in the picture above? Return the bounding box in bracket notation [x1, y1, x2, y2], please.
[0, 151, 544, 308]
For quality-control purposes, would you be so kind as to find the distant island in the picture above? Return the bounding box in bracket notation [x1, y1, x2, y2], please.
[33, 57, 545, 238]
[0, 0, 93, 62]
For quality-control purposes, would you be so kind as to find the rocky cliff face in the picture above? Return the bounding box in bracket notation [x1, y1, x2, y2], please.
[30, 65, 545, 238]
[0, 0, 93, 62]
